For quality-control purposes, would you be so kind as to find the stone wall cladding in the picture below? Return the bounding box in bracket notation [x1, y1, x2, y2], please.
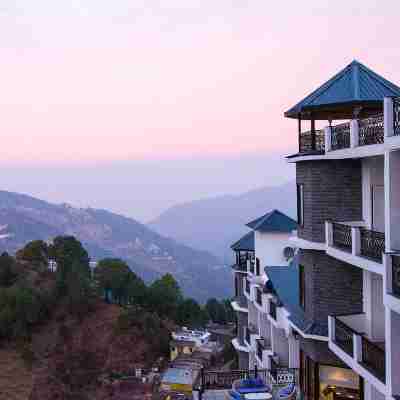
[237, 311, 248, 345]
[238, 351, 249, 369]
[296, 159, 362, 243]
[300, 250, 363, 325]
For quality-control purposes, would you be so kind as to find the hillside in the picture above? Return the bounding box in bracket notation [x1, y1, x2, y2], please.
[0, 190, 230, 301]
[150, 181, 296, 262]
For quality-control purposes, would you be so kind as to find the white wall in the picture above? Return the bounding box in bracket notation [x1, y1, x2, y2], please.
[385, 150, 400, 251]
[255, 231, 291, 268]
[362, 156, 384, 231]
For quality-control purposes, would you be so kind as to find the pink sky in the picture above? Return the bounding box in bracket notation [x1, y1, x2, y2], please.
[1, 1, 400, 164]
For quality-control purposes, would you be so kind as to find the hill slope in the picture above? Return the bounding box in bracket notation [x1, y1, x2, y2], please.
[150, 181, 296, 262]
[0, 190, 230, 301]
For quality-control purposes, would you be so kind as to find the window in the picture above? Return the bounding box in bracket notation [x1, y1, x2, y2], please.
[299, 264, 306, 310]
[297, 183, 304, 227]
[256, 258, 260, 275]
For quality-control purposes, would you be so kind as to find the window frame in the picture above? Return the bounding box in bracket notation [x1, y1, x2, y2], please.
[297, 183, 304, 227]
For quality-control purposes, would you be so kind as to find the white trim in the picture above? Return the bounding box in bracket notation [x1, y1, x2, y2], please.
[288, 234, 326, 251]
[232, 338, 250, 353]
[326, 245, 383, 275]
[231, 301, 248, 313]
[287, 320, 329, 342]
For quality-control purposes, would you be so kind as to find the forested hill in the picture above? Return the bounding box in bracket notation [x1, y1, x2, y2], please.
[150, 181, 296, 262]
[0, 190, 231, 301]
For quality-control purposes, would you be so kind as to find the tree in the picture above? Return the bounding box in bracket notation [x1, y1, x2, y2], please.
[16, 240, 49, 267]
[94, 258, 146, 305]
[49, 236, 90, 296]
[176, 298, 208, 328]
[205, 298, 231, 324]
[148, 273, 182, 320]
[0, 252, 18, 287]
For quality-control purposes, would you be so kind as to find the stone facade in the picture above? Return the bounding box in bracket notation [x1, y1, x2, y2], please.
[300, 250, 363, 325]
[235, 272, 247, 308]
[236, 310, 248, 345]
[296, 159, 362, 243]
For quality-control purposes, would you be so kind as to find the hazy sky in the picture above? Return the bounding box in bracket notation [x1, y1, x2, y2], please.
[1, 1, 400, 221]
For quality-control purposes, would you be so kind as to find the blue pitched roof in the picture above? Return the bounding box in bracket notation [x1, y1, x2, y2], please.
[264, 257, 328, 337]
[246, 209, 297, 233]
[285, 60, 400, 119]
[231, 231, 255, 251]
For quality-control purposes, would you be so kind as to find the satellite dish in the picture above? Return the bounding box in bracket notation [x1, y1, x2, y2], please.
[283, 246, 295, 261]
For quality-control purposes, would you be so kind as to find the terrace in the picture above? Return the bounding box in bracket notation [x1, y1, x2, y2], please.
[329, 314, 386, 389]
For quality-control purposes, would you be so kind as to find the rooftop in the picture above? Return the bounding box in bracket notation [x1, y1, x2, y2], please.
[230, 231, 255, 251]
[246, 209, 297, 233]
[285, 60, 400, 120]
[264, 257, 327, 337]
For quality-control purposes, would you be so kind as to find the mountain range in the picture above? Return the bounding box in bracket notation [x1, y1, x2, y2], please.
[150, 181, 296, 262]
[0, 190, 230, 302]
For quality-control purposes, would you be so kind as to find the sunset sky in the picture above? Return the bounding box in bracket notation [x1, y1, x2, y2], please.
[1, 1, 400, 220]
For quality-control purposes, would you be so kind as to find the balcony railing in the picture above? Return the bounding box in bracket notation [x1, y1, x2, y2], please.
[245, 279, 250, 295]
[330, 315, 386, 384]
[392, 255, 400, 298]
[257, 338, 265, 361]
[358, 115, 384, 146]
[256, 288, 262, 306]
[331, 122, 351, 150]
[333, 317, 354, 357]
[361, 337, 386, 383]
[360, 228, 385, 262]
[394, 97, 400, 136]
[249, 261, 255, 274]
[332, 222, 352, 252]
[269, 301, 277, 320]
[299, 129, 325, 154]
[245, 327, 251, 345]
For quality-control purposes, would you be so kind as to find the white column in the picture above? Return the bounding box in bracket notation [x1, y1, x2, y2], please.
[353, 333, 363, 363]
[384, 97, 394, 139]
[325, 221, 333, 247]
[325, 126, 332, 152]
[328, 315, 335, 341]
[352, 227, 361, 256]
[350, 119, 359, 148]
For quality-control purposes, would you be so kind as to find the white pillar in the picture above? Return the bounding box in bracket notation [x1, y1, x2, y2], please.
[353, 333, 362, 363]
[352, 227, 361, 256]
[384, 97, 394, 139]
[325, 126, 332, 152]
[325, 221, 333, 247]
[350, 119, 359, 148]
[328, 316, 335, 340]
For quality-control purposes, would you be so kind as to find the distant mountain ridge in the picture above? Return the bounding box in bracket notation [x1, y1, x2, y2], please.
[150, 181, 296, 262]
[0, 190, 231, 302]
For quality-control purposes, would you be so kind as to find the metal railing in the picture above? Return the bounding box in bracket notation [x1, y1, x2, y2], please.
[256, 288, 262, 306]
[361, 336, 386, 383]
[332, 222, 352, 252]
[334, 317, 354, 357]
[299, 129, 325, 153]
[358, 114, 384, 146]
[360, 228, 385, 262]
[245, 279, 250, 295]
[269, 301, 277, 320]
[256, 339, 265, 361]
[392, 255, 400, 298]
[331, 122, 351, 150]
[245, 327, 251, 345]
[394, 97, 400, 136]
[196, 367, 299, 391]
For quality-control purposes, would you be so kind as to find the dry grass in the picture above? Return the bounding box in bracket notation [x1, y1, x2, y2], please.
[0, 348, 33, 400]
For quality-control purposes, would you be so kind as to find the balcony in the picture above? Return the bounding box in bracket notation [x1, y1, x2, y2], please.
[299, 129, 325, 154]
[329, 315, 386, 387]
[326, 221, 385, 273]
